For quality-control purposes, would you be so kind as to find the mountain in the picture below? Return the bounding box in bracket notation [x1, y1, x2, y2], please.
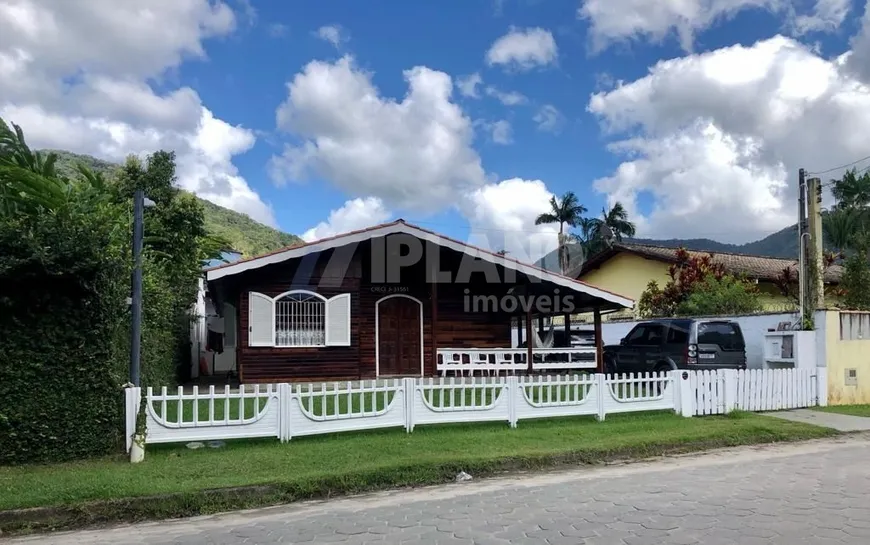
[536, 224, 814, 273]
[48, 150, 301, 257]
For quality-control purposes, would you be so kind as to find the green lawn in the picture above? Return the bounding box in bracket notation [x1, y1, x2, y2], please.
[812, 404, 870, 417]
[0, 411, 834, 524]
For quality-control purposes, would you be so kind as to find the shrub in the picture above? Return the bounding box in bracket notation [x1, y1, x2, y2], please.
[637, 248, 760, 317]
[0, 204, 128, 464]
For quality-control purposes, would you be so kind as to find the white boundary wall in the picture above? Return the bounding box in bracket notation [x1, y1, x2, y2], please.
[124, 368, 826, 450]
[598, 312, 801, 370]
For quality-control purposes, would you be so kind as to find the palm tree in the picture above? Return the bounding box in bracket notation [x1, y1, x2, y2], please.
[577, 202, 637, 258]
[825, 208, 863, 253]
[594, 202, 636, 244]
[831, 168, 870, 210]
[0, 118, 67, 217]
[535, 191, 587, 274]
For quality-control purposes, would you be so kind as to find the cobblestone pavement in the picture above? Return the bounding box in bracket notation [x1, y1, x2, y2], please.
[12, 435, 870, 544]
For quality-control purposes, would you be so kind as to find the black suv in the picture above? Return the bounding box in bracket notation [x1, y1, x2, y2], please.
[603, 319, 747, 374]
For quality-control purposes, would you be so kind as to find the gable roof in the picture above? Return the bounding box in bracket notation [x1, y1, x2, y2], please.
[573, 242, 842, 283]
[206, 220, 634, 309]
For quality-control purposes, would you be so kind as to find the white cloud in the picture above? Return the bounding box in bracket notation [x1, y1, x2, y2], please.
[578, 0, 849, 52]
[301, 197, 391, 242]
[533, 104, 565, 133]
[489, 120, 513, 144]
[457, 73, 483, 98]
[791, 0, 852, 35]
[268, 23, 289, 38]
[0, 0, 277, 226]
[587, 35, 870, 242]
[484, 86, 528, 105]
[460, 178, 559, 262]
[270, 55, 486, 212]
[485, 27, 558, 71]
[315, 24, 346, 48]
[846, 1, 870, 81]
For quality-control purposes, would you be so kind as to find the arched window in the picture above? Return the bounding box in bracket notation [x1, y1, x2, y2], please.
[274, 291, 326, 347]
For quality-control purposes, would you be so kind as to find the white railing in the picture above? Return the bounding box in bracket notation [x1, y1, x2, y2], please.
[124, 368, 828, 450]
[436, 347, 597, 375]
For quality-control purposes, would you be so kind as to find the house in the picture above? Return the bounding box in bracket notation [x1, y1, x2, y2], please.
[570, 242, 842, 321]
[196, 220, 634, 383]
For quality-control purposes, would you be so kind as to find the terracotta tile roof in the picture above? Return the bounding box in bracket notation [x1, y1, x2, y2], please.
[575, 242, 842, 283]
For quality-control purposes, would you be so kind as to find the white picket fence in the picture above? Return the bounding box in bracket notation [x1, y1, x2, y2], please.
[124, 368, 828, 451]
[689, 368, 827, 416]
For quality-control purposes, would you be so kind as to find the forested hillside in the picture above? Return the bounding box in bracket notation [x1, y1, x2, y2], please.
[50, 150, 301, 257]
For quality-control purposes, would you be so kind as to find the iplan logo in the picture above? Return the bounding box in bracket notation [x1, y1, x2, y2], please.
[463, 289, 575, 314]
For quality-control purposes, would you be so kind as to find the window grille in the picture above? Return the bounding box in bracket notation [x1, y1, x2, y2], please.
[275, 292, 326, 347]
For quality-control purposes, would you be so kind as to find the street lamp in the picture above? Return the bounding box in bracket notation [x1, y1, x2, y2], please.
[130, 190, 156, 386]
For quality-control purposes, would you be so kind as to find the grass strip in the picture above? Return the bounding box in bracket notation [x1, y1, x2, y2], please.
[811, 404, 870, 417]
[0, 411, 837, 535]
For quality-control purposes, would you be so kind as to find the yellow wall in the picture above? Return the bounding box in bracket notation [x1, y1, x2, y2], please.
[574, 252, 798, 322]
[579, 253, 671, 303]
[823, 310, 870, 405]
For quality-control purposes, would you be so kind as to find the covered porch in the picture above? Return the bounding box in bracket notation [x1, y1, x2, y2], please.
[434, 282, 630, 376]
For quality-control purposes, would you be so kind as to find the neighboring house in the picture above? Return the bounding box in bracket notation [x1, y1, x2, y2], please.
[197, 220, 633, 383]
[569, 242, 842, 321]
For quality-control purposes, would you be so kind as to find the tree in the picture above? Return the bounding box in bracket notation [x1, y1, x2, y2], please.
[831, 168, 870, 210]
[637, 248, 760, 317]
[535, 191, 586, 274]
[0, 117, 224, 463]
[842, 245, 870, 310]
[580, 201, 636, 257]
[0, 119, 68, 216]
[824, 208, 864, 253]
[826, 168, 870, 309]
[677, 276, 762, 316]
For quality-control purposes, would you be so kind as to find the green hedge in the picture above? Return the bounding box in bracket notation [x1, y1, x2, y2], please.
[0, 208, 128, 464]
[0, 143, 209, 465]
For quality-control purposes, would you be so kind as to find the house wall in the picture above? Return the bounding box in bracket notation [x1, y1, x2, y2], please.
[575, 251, 800, 323]
[823, 310, 870, 405]
[230, 245, 512, 383]
[579, 253, 671, 307]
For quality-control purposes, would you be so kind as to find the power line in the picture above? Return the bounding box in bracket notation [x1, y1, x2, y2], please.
[806, 154, 870, 176]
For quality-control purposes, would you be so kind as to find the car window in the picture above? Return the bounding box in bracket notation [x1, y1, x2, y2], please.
[625, 326, 648, 344]
[698, 322, 744, 350]
[644, 324, 665, 345]
[666, 325, 689, 344]
[626, 324, 665, 345]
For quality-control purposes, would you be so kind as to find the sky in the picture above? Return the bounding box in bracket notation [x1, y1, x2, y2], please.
[2, 0, 870, 262]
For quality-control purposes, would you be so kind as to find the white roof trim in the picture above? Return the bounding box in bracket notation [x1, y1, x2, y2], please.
[206, 223, 633, 308]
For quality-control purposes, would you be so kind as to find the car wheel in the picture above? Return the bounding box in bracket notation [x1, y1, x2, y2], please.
[653, 363, 671, 375]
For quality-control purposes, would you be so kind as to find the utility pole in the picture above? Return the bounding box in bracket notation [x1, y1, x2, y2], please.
[130, 188, 144, 386]
[797, 169, 808, 324]
[807, 177, 825, 309]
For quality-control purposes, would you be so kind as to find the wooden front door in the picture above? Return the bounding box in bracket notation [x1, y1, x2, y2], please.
[378, 296, 422, 376]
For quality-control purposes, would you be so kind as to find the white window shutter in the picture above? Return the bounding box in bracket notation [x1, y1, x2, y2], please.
[325, 293, 351, 346]
[248, 292, 274, 347]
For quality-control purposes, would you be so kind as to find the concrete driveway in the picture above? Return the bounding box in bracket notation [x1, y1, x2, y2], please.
[11, 434, 870, 544]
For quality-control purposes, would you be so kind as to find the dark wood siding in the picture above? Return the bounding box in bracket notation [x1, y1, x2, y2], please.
[226, 238, 517, 383]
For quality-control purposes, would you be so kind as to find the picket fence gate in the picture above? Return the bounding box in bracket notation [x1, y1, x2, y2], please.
[124, 368, 827, 451]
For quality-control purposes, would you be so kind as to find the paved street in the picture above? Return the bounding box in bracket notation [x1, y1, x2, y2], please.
[11, 435, 870, 544]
